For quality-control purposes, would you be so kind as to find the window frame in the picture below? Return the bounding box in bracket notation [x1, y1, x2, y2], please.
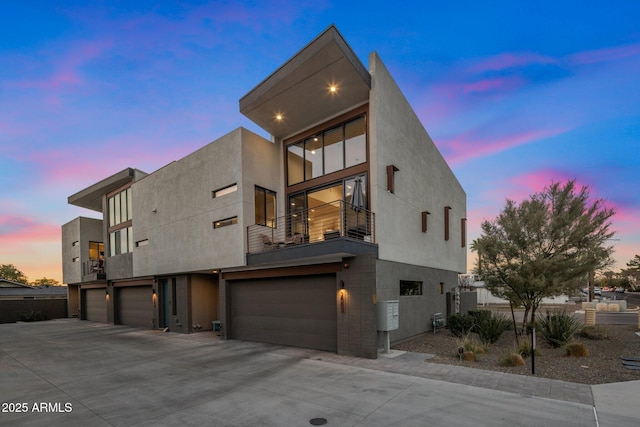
[213, 216, 238, 229]
[284, 109, 367, 189]
[400, 280, 423, 296]
[254, 186, 277, 228]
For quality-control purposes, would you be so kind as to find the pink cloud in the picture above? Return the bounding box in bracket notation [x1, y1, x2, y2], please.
[570, 43, 640, 65]
[13, 40, 113, 101]
[471, 52, 557, 72]
[440, 127, 569, 165]
[460, 76, 524, 94]
[0, 215, 60, 246]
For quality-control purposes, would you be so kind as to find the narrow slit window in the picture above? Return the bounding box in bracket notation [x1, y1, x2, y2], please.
[213, 183, 237, 198]
[213, 216, 238, 229]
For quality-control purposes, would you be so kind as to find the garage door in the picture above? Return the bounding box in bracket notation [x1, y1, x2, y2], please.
[231, 275, 337, 351]
[84, 288, 107, 323]
[117, 286, 153, 328]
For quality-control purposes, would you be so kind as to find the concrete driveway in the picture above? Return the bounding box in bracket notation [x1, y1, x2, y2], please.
[1, 319, 637, 426]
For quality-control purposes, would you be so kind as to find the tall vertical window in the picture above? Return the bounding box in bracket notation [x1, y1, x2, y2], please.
[255, 186, 276, 227]
[107, 187, 133, 256]
[345, 116, 366, 168]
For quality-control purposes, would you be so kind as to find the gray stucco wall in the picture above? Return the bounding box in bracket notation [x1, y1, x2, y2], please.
[132, 127, 279, 277]
[62, 217, 104, 285]
[368, 52, 467, 274]
[376, 259, 459, 343]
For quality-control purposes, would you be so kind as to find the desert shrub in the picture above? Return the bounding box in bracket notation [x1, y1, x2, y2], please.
[577, 325, 610, 341]
[17, 309, 46, 322]
[475, 312, 511, 345]
[454, 334, 486, 361]
[462, 351, 476, 361]
[515, 340, 540, 358]
[565, 342, 589, 357]
[448, 313, 475, 337]
[537, 310, 580, 348]
[501, 352, 525, 367]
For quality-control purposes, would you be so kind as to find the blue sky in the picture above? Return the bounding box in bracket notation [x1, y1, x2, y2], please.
[1, 1, 639, 282]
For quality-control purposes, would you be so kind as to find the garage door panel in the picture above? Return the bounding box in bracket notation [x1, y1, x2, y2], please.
[231, 275, 337, 352]
[84, 289, 107, 323]
[117, 286, 153, 329]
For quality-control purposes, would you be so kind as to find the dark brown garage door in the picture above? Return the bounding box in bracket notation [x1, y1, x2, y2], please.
[84, 288, 107, 323]
[230, 275, 337, 351]
[117, 286, 153, 328]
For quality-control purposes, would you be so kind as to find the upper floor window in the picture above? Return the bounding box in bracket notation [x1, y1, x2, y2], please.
[109, 226, 132, 256]
[213, 183, 237, 198]
[108, 188, 132, 227]
[287, 115, 366, 186]
[255, 186, 276, 227]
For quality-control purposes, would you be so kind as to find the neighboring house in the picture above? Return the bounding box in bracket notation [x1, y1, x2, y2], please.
[472, 280, 571, 306]
[62, 26, 468, 358]
[0, 279, 67, 323]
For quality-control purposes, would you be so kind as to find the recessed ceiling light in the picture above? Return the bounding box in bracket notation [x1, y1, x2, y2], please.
[275, 114, 284, 121]
[329, 84, 338, 93]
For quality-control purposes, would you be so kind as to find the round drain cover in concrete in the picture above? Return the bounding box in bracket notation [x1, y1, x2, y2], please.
[309, 418, 327, 425]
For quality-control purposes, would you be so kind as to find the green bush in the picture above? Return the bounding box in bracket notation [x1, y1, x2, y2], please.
[537, 310, 580, 348]
[475, 312, 511, 345]
[448, 313, 475, 337]
[17, 309, 47, 322]
[468, 309, 492, 325]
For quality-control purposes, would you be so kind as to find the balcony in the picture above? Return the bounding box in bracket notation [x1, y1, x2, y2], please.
[81, 259, 106, 283]
[247, 200, 377, 265]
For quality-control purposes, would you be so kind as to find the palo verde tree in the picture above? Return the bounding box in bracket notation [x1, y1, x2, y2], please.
[472, 181, 615, 335]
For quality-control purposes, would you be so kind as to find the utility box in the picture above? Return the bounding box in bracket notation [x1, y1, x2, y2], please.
[377, 300, 399, 331]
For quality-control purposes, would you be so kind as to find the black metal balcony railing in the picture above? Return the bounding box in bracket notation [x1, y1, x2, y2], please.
[82, 259, 105, 276]
[247, 200, 375, 254]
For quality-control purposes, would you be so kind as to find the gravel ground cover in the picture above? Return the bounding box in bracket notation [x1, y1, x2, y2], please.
[394, 313, 640, 385]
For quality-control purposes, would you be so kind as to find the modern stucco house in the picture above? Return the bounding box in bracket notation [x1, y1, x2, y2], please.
[62, 26, 470, 358]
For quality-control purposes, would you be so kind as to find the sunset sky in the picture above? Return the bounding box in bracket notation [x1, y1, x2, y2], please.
[2, 1, 639, 284]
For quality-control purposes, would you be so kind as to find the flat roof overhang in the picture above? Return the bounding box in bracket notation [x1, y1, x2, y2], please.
[239, 25, 371, 140]
[68, 168, 147, 212]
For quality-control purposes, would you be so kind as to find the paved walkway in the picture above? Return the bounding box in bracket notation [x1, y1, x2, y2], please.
[1, 319, 638, 426]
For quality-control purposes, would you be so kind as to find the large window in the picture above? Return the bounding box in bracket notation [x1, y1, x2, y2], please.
[255, 186, 276, 227]
[109, 226, 132, 256]
[108, 187, 133, 256]
[287, 173, 367, 242]
[108, 188, 132, 227]
[287, 114, 366, 186]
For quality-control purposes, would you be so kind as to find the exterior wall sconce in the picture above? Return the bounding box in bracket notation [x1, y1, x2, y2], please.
[343, 262, 350, 269]
[152, 289, 157, 307]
